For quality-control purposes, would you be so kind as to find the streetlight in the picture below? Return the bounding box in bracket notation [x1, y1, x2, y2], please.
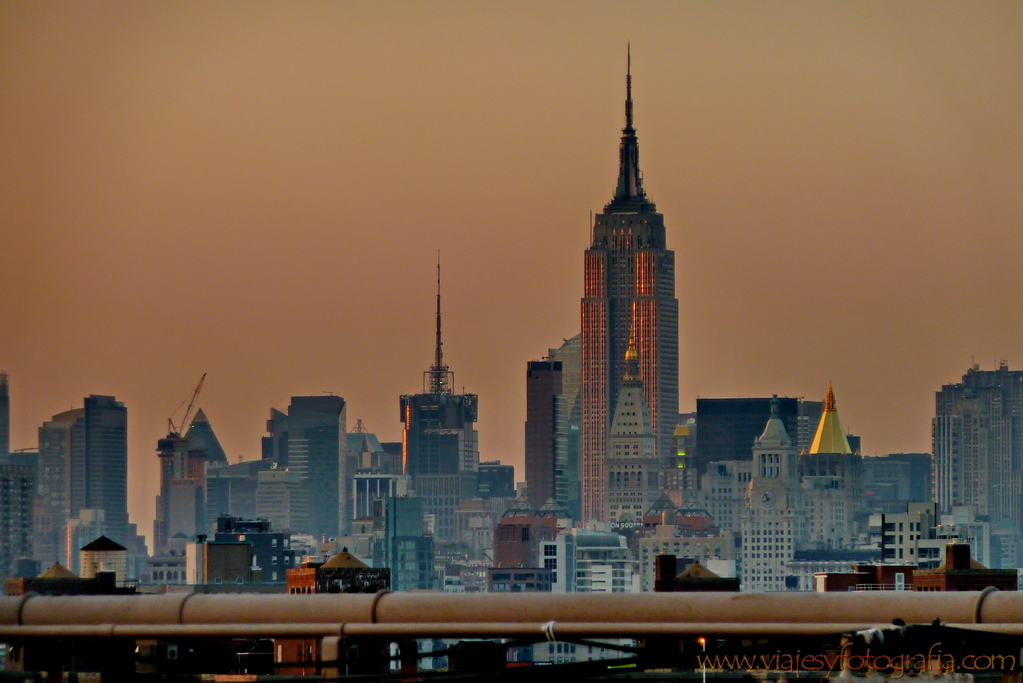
[698, 637, 707, 683]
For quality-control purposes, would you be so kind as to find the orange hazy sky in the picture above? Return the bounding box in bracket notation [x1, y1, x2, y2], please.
[2, 2, 1022, 541]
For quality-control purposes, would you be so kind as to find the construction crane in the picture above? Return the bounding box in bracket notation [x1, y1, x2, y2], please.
[167, 373, 206, 438]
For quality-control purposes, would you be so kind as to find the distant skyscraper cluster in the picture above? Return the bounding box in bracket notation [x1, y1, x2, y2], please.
[509, 54, 1022, 596]
[0, 383, 146, 580]
[2, 55, 1020, 598]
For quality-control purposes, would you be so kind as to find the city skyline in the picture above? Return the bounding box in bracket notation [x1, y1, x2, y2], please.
[2, 3, 1022, 538]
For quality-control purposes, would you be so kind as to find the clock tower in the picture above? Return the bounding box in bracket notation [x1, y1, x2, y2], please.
[741, 396, 806, 591]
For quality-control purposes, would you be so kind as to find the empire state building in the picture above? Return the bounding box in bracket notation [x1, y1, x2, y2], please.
[581, 55, 679, 522]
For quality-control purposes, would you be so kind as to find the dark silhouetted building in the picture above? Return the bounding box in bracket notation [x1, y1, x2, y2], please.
[5, 562, 135, 596]
[695, 397, 822, 483]
[70, 396, 128, 544]
[285, 395, 346, 539]
[525, 360, 567, 509]
[0, 463, 34, 579]
[188, 537, 252, 585]
[214, 515, 295, 584]
[0, 372, 8, 457]
[205, 458, 274, 530]
[185, 409, 228, 466]
[487, 567, 553, 593]
[255, 468, 307, 534]
[261, 408, 289, 465]
[384, 497, 434, 590]
[381, 441, 402, 470]
[492, 497, 560, 569]
[581, 58, 678, 522]
[35, 408, 84, 565]
[548, 336, 582, 519]
[401, 266, 478, 543]
[478, 461, 515, 499]
[863, 453, 933, 513]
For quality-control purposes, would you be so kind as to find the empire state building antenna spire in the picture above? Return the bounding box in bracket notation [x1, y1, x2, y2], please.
[425, 254, 453, 394]
[612, 44, 649, 207]
[625, 43, 633, 131]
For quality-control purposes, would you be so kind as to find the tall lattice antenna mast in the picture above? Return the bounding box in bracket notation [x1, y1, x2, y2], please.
[425, 254, 454, 394]
[435, 258, 443, 372]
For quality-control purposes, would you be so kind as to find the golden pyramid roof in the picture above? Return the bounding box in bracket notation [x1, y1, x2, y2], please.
[809, 383, 852, 454]
[321, 548, 369, 570]
[38, 562, 78, 579]
[676, 562, 721, 580]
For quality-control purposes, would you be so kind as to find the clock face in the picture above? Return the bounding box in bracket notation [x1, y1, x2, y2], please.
[761, 491, 774, 507]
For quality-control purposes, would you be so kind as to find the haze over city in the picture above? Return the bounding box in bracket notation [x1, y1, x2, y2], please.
[2, 2, 1022, 540]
